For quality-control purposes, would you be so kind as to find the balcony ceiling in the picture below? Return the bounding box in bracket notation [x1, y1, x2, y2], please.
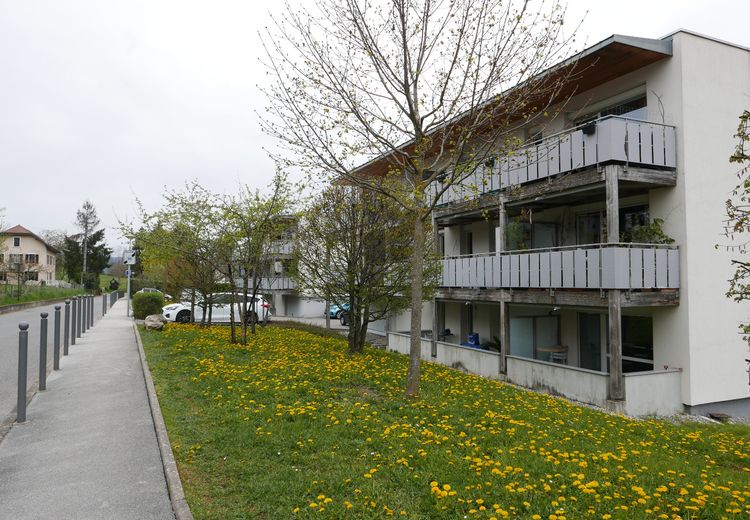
[545, 35, 672, 105]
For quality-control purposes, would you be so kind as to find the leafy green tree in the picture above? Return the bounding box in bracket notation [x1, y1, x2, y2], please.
[62, 229, 112, 290]
[127, 184, 229, 327]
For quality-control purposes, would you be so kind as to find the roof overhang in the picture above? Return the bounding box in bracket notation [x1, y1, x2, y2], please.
[351, 34, 673, 178]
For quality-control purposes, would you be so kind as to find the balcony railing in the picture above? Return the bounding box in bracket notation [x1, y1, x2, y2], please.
[440, 243, 679, 290]
[269, 240, 294, 256]
[258, 276, 297, 291]
[431, 116, 677, 205]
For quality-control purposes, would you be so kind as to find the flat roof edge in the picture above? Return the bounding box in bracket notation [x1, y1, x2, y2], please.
[660, 29, 750, 52]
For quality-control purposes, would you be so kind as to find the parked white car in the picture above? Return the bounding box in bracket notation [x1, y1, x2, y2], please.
[162, 292, 272, 324]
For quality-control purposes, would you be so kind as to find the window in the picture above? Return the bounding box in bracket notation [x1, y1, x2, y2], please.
[573, 92, 648, 126]
[620, 205, 650, 242]
[0, 254, 3, 263]
[577, 213, 602, 245]
[9, 254, 22, 264]
[621, 315, 654, 372]
[25, 254, 39, 264]
[0, 272, 6, 281]
[13, 237, 20, 247]
[26, 271, 38, 281]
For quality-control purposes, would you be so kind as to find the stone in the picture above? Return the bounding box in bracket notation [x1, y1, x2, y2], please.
[144, 314, 166, 331]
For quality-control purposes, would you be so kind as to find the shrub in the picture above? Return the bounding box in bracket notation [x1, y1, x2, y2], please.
[132, 292, 164, 319]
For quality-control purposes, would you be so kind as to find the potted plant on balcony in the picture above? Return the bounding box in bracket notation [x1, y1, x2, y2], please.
[621, 218, 675, 244]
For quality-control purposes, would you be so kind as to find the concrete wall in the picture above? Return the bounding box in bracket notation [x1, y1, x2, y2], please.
[623, 369, 683, 416]
[672, 33, 750, 407]
[387, 332, 503, 379]
[278, 295, 326, 318]
[387, 301, 434, 333]
[506, 355, 610, 408]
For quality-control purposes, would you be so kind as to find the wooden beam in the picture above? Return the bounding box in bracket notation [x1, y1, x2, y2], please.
[608, 290, 625, 401]
[620, 166, 677, 186]
[436, 287, 679, 307]
[605, 164, 620, 244]
[499, 301, 509, 374]
[497, 196, 507, 252]
[504, 169, 604, 205]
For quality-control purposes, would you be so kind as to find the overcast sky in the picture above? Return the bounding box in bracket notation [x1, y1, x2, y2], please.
[0, 0, 748, 254]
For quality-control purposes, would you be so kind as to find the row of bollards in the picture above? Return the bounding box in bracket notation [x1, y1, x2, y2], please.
[15, 292, 119, 424]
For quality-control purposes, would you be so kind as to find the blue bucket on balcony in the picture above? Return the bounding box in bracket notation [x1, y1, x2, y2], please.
[467, 333, 479, 346]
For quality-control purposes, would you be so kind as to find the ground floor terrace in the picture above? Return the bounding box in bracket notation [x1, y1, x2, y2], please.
[387, 298, 685, 416]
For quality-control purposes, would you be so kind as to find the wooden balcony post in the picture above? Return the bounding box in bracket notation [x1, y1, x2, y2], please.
[605, 164, 620, 243]
[605, 164, 624, 400]
[499, 301, 509, 374]
[497, 195, 506, 252]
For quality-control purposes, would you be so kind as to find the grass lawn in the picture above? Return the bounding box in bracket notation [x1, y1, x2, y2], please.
[0, 285, 81, 307]
[141, 324, 750, 520]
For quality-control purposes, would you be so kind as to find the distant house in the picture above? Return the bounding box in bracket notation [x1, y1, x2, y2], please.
[0, 225, 59, 286]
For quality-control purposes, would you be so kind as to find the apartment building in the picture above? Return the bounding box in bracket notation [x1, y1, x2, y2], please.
[0, 225, 59, 285]
[381, 30, 750, 416]
[254, 216, 327, 318]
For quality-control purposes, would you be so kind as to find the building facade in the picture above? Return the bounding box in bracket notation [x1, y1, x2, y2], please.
[0, 225, 59, 286]
[382, 31, 750, 416]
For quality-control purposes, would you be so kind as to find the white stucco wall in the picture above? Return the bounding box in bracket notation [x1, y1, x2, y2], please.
[1, 233, 56, 283]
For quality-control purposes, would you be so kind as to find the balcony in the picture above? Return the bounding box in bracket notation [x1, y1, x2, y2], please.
[258, 276, 297, 291]
[431, 116, 677, 206]
[269, 240, 294, 256]
[440, 243, 679, 290]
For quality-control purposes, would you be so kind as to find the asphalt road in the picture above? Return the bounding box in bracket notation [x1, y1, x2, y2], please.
[0, 301, 79, 424]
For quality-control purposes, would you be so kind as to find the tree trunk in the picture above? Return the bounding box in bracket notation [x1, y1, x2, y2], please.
[241, 273, 249, 344]
[228, 264, 237, 344]
[250, 268, 257, 336]
[405, 212, 425, 397]
[190, 289, 196, 324]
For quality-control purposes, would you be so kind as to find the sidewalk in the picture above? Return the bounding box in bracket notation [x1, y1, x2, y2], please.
[0, 299, 174, 520]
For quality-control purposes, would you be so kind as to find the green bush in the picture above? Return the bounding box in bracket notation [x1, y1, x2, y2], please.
[132, 292, 164, 319]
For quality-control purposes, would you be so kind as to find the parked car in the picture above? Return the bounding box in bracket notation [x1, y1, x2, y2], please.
[339, 310, 350, 326]
[136, 287, 173, 301]
[162, 292, 272, 324]
[327, 302, 350, 319]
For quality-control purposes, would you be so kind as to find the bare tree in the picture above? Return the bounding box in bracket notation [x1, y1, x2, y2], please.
[261, 0, 580, 395]
[220, 173, 294, 342]
[76, 200, 100, 286]
[296, 185, 439, 353]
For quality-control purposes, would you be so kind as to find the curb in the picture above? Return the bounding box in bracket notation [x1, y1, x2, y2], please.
[0, 297, 73, 316]
[133, 322, 194, 520]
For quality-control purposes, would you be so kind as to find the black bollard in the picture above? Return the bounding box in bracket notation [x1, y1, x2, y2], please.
[39, 312, 48, 391]
[17, 323, 29, 423]
[64, 300, 70, 355]
[71, 297, 78, 344]
[53, 306, 61, 370]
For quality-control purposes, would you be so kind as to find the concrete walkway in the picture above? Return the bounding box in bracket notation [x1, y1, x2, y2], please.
[0, 299, 174, 520]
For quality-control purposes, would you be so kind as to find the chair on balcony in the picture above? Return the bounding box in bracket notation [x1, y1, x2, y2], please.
[549, 346, 568, 365]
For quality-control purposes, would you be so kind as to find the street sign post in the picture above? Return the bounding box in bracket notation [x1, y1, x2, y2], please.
[123, 250, 136, 317]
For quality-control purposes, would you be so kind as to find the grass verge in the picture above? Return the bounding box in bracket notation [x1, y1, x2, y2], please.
[141, 324, 750, 519]
[0, 285, 80, 307]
